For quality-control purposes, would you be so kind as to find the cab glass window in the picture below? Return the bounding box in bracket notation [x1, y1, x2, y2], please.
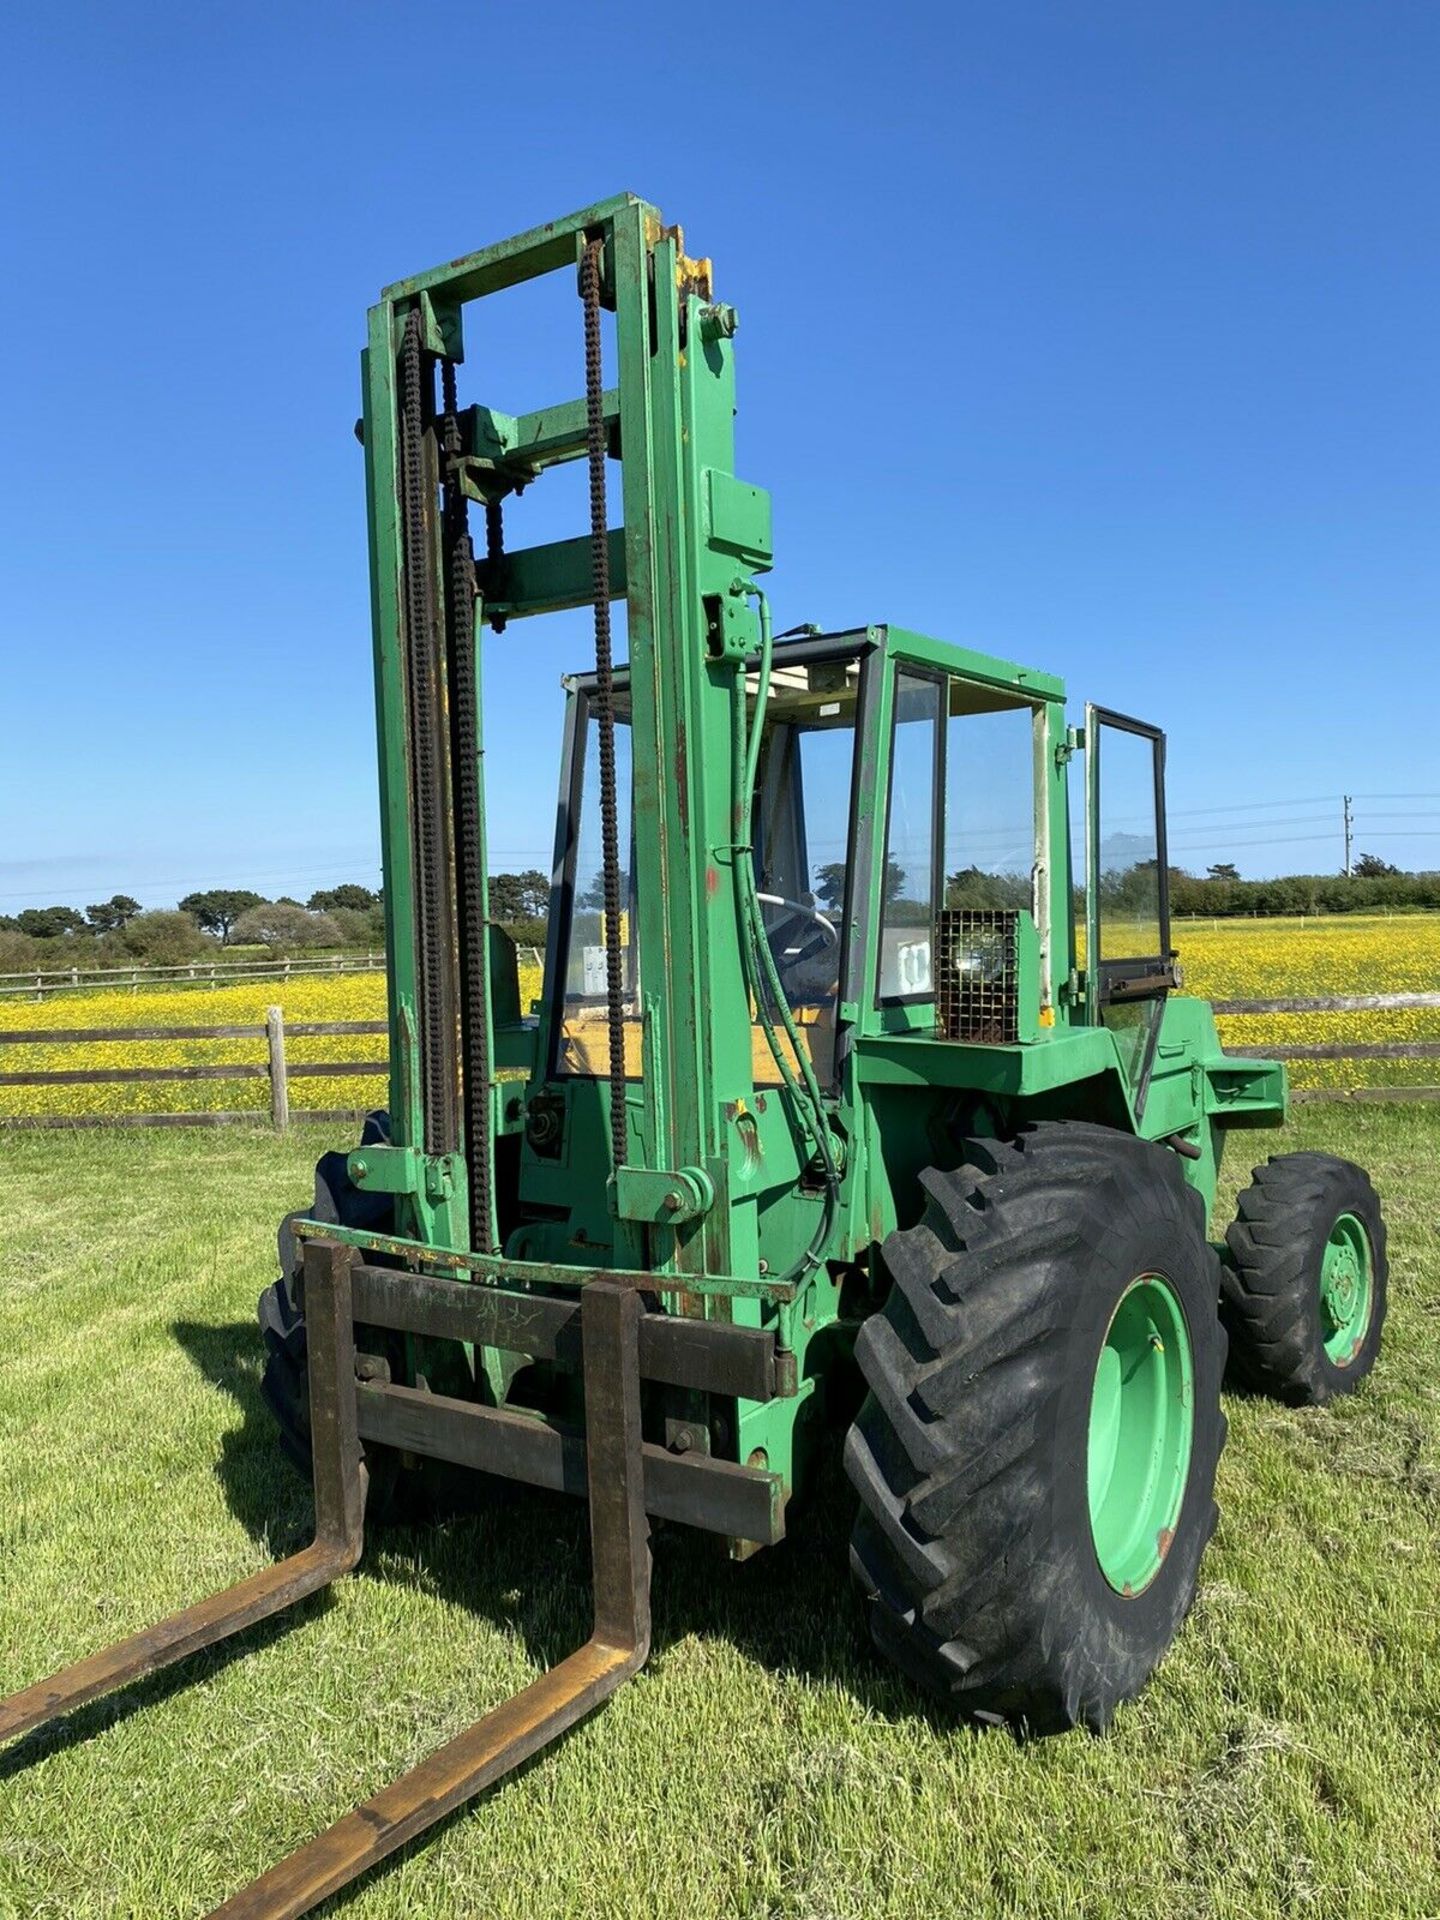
[944, 685, 1036, 912]
[558, 652, 863, 1086]
[750, 652, 863, 1083]
[1095, 722, 1164, 963]
[879, 672, 942, 999]
[557, 690, 638, 1077]
[1087, 709, 1173, 1108]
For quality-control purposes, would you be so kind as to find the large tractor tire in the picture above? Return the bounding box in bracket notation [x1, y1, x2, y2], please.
[846, 1121, 1226, 1734]
[258, 1111, 420, 1518]
[1221, 1152, 1387, 1406]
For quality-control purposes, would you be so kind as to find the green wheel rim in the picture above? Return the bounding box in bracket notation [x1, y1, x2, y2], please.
[1320, 1211, 1373, 1366]
[1086, 1274, 1195, 1596]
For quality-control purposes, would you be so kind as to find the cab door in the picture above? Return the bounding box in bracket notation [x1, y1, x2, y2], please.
[1084, 705, 1177, 1112]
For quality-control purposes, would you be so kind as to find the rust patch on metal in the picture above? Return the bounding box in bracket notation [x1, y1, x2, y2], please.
[673, 725, 689, 830]
[659, 221, 713, 301]
[1156, 1526, 1175, 1562]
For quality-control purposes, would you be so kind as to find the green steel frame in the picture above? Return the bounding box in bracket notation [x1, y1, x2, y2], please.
[343, 193, 1286, 1526]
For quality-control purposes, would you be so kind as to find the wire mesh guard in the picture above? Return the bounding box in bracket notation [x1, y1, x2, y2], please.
[936, 909, 1020, 1044]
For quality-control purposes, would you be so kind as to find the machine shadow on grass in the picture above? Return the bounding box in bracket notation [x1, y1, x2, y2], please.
[163, 1325, 959, 1917]
[168, 1316, 950, 1733]
[0, 1316, 990, 1913]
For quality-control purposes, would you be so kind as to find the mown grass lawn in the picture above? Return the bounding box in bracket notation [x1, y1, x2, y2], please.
[1, 1108, 1437, 1919]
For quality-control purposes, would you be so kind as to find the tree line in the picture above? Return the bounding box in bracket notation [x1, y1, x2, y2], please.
[0, 885, 387, 971]
[5, 853, 1435, 976]
[0, 875, 552, 972]
[1170, 858, 1440, 917]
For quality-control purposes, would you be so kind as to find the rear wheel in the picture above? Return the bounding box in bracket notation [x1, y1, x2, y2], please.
[846, 1121, 1226, 1733]
[1222, 1152, 1387, 1405]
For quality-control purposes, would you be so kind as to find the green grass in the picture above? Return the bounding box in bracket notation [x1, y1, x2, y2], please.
[1, 1111, 1438, 1918]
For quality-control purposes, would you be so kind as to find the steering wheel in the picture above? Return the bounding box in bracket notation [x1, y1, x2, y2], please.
[756, 892, 840, 999]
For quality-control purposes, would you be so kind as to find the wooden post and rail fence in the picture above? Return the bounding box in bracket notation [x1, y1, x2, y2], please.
[1, 989, 1438, 1129]
[0, 1010, 386, 1129]
[0, 953, 387, 1001]
[0, 948, 545, 1003]
[1208, 990, 1440, 1102]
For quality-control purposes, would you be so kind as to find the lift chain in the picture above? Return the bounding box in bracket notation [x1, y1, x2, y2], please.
[580, 235, 630, 1177]
[399, 309, 459, 1156]
[441, 357, 497, 1252]
[483, 497, 508, 634]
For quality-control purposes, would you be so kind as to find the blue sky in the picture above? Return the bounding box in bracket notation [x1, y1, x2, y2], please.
[3, 0, 1437, 905]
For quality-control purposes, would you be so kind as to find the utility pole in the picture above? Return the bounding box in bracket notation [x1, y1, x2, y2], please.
[1343, 794, 1353, 877]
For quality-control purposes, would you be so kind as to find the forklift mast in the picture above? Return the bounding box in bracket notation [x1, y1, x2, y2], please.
[362, 193, 773, 1287]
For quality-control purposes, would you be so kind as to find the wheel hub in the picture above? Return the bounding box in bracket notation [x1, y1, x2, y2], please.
[1319, 1212, 1373, 1366]
[1086, 1274, 1195, 1597]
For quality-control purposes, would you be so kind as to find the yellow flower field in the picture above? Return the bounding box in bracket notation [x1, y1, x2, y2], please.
[0, 921, 1434, 1119]
[0, 963, 546, 1122]
[1179, 913, 1440, 1093]
[1177, 913, 1440, 998]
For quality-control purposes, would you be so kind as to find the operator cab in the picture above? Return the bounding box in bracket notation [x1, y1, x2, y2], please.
[547, 624, 1177, 1102]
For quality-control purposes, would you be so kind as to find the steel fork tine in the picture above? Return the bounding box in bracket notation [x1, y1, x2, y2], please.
[208, 1279, 650, 1920]
[1, 1258, 651, 1920]
[0, 1240, 365, 1752]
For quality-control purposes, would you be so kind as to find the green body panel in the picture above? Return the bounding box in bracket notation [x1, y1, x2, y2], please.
[339, 196, 1286, 1541]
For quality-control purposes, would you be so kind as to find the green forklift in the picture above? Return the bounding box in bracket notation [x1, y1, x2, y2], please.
[1, 195, 1387, 1916]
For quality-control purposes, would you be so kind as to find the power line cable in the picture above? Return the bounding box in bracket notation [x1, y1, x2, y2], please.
[1164, 795, 1338, 817]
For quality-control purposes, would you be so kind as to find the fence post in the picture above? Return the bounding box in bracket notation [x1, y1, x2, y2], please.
[266, 1006, 289, 1131]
